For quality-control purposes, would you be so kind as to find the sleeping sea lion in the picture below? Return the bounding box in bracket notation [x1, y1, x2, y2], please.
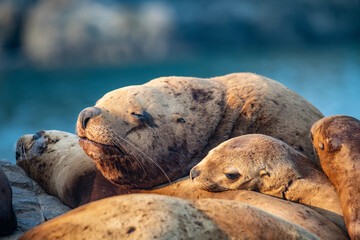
[19, 194, 319, 240]
[15, 130, 128, 208]
[76, 73, 323, 188]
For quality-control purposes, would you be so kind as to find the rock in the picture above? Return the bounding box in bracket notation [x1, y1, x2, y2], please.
[0, 167, 16, 236]
[0, 159, 70, 240]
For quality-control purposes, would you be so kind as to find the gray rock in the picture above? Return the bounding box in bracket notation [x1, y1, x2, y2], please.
[0, 159, 70, 240]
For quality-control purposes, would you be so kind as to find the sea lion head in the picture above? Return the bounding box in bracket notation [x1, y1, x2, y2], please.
[16, 130, 67, 182]
[310, 115, 360, 179]
[190, 134, 302, 194]
[16, 130, 97, 205]
[310, 115, 360, 162]
[76, 77, 226, 188]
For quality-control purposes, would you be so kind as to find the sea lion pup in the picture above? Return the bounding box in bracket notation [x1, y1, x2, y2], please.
[310, 115, 360, 240]
[19, 194, 319, 240]
[15, 130, 127, 208]
[76, 73, 323, 189]
[0, 167, 17, 236]
[190, 134, 343, 225]
[16, 131, 347, 238]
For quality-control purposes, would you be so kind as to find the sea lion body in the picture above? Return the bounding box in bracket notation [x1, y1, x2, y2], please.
[310, 115, 360, 240]
[16, 131, 347, 238]
[19, 194, 319, 240]
[76, 73, 323, 188]
[190, 134, 343, 222]
[15, 130, 114, 208]
[0, 167, 17, 236]
[150, 179, 347, 238]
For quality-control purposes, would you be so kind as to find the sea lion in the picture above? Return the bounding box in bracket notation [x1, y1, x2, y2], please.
[0, 167, 17, 236]
[76, 73, 323, 188]
[152, 181, 347, 239]
[310, 115, 360, 240]
[16, 130, 347, 238]
[190, 134, 343, 224]
[19, 194, 319, 240]
[15, 130, 125, 208]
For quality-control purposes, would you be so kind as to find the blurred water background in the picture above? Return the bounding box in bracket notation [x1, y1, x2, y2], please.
[0, 0, 359, 163]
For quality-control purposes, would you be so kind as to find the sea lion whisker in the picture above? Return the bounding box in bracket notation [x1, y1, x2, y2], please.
[109, 132, 172, 184]
[108, 138, 147, 177]
[19, 139, 31, 166]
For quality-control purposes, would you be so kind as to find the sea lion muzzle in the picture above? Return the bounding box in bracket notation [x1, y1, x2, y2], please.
[79, 107, 102, 130]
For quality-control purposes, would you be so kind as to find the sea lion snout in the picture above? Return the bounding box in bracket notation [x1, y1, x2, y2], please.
[16, 131, 49, 161]
[190, 167, 201, 180]
[79, 107, 102, 130]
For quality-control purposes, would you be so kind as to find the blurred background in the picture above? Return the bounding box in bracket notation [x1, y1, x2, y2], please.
[0, 0, 359, 163]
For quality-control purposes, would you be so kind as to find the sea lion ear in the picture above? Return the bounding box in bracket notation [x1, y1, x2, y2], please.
[326, 137, 342, 152]
[259, 169, 270, 178]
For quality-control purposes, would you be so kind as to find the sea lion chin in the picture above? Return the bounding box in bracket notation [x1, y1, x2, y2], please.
[76, 73, 324, 188]
[78, 137, 150, 187]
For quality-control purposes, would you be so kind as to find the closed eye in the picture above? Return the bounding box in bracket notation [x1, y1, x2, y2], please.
[225, 173, 241, 180]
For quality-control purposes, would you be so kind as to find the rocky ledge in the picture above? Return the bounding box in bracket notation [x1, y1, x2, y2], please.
[0, 159, 70, 240]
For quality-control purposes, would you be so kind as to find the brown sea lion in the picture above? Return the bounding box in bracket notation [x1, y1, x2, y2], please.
[19, 194, 319, 240]
[0, 167, 17, 236]
[16, 130, 347, 238]
[190, 134, 344, 227]
[76, 73, 323, 188]
[310, 115, 360, 240]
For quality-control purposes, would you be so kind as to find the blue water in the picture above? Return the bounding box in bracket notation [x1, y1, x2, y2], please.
[1, 45, 359, 163]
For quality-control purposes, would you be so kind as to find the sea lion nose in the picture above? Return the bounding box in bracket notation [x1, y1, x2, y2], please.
[79, 107, 102, 130]
[190, 167, 201, 180]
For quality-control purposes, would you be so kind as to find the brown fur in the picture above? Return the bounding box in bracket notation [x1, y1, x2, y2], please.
[76, 73, 323, 188]
[311, 115, 360, 240]
[19, 194, 320, 240]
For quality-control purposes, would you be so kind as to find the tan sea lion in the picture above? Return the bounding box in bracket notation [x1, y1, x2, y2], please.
[15, 130, 127, 208]
[310, 115, 360, 240]
[76, 73, 323, 188]
[0, 167, 17, 236]
[151, 179, 348, 238]
[190, 134, 343, 225]
[16, 130, 347, 238]
[19, 194, 319, 240]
